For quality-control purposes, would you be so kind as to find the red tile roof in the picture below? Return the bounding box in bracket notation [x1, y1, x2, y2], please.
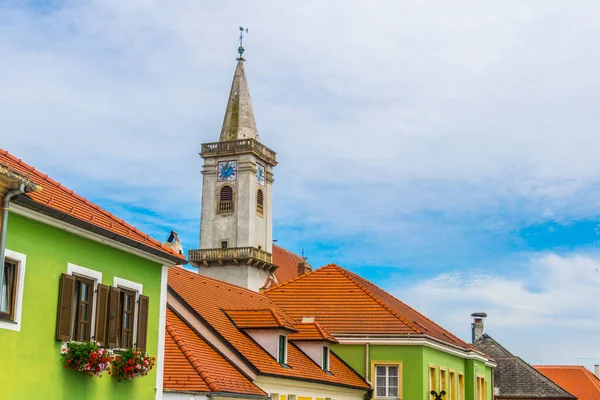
[0, 148, 185, 262]
[225, 308, 297, 332]
[164, 308, 266, 396]
[289, 320, 338, 343]
[265, 264, 474, 351]
[167, 267, 370, 390]
[534, 366, 600, 400]
[272, 244, 304, 283]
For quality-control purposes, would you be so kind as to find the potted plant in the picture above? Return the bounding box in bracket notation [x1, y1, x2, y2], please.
[111, 348, 155, 382]
[61, 341, 113, 377]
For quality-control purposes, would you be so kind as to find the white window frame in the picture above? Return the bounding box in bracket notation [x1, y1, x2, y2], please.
[113, 276, 143, 349]
[0, 250, 26, 332]
[67, 263, 102, 341]
[375, 364, 400, 399]
[277, 334, 288, 364]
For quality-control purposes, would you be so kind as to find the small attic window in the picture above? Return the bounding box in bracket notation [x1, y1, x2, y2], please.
[278, 334, 287, 364]
[218, 185, 234, 213]
[322, 346, 330, 371]
[256, 189, 264, 216]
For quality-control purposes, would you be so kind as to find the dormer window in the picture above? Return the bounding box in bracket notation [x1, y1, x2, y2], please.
[278, 334, 287, 364]
[218, 185, 234, 214]
[322, 346, 330, 371]
[256, 189, 264, 216]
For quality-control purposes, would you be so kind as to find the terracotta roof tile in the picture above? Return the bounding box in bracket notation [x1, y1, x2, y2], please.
[289, 320, 338, 343]
[164, 309, 266, 396]
[225, 308, 297, 332]
[272, 245, 304, 283]
[167, 268, 370, 390]
[265, 264, 473, 350]
[534, 366, 600, 400]
[0, 148, 184, 262]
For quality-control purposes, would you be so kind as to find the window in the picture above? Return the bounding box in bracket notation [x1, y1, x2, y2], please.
[322, 346, 329, 370]
[72, 276, 95, 341]
[0, 250, 26, 331]
[119, 288, 136, 348]
[440, 368, 447, 395]
[278, 335, 287, 364]
[256, 189, 264, 216]
[429, 365, 438, 393]
[0, 261, 17, 320]
[449, 371, 456, 400]
[218, 185, 234, 213]
[476, 376, 488, 400]
[458, 373, 465, 400]
[221, 240, 228, 249]
[375, 365, 399, 399]
[56, 264, 103, 342]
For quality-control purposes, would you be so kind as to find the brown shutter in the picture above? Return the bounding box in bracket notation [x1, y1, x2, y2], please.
[94, 283, 109, 346]
[56, 274, 75, 341]
[107, 286, 122, 348]
[136, 295, 150, 352]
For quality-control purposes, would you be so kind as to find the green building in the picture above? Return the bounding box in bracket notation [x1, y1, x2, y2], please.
[265, 264, 495, 400]
[0, 148, 186, 399]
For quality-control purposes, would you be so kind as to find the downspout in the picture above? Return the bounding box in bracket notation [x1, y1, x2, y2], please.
[365, 343, 370, 385]
[0, 183, 25, 301]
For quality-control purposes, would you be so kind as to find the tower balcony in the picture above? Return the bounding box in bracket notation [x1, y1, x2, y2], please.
[200, 139, 277, 166]
[188, 246, 277, 272]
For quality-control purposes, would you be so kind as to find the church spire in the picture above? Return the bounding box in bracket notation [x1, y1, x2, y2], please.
[219, 27, 258, 142]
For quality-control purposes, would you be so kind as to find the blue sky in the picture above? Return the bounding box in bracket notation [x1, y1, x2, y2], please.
[2, 1, 599, 368]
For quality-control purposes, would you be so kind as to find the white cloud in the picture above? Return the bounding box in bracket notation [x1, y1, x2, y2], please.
[397, 253, 600, 366]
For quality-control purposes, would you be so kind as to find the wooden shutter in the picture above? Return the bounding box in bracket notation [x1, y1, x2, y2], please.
[107, 286, 122, 348]
[56, 273, 75, 341]
[94, 283, 109, 346]
[136, 295, 150, 352]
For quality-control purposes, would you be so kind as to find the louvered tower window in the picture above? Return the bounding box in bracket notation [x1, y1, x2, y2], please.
[218, 186, 234, 213]
[256, 189, 264, 216]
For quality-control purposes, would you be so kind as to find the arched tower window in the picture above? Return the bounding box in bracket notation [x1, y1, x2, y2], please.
[256, 189, 264, 216]
[218, 185, 234, 213]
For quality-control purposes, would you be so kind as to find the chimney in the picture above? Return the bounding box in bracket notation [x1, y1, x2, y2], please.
[594, 365, 599, 379]
[297, 261, 312, 276]
[163, 230, 184, 256]
[471, 312, 487, 343]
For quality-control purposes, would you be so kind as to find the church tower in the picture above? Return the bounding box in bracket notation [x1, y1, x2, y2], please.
[189, 35, 278, 292]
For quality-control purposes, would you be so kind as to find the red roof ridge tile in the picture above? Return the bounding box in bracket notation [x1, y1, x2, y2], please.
[326, 264, 423, 335]
[166, 320, 222, 392]
[313, 320, 337, 342]
[268, 307, 286, 328]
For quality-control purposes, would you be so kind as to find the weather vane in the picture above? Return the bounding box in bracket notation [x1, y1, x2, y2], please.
[238, 26, 248, 60]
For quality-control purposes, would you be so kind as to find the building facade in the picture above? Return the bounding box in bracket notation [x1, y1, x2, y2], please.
[265, 265, 496, 400]
[0, 149, 186, 399]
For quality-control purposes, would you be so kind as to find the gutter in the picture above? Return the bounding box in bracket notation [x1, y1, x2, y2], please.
[0, 183, 25, 306]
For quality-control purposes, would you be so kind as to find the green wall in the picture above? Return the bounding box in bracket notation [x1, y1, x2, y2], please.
[0, 213, 163, 400]
[331, 343, 493, 400]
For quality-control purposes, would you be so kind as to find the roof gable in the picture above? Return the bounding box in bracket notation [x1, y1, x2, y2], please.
[535, 366, 600, 400]
[272, 245, 305, 283]
[472, 335, 575, 399]
[0, 148, 184, 263]
[167, 268, 370, 390]
[265, 264, 472, 350]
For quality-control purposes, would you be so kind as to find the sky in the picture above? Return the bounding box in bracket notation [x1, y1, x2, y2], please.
[1, 0, 599, 369]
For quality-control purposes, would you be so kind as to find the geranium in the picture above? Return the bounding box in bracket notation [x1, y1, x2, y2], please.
[111, 348, 155, 382]
[60, 341, 113, 377]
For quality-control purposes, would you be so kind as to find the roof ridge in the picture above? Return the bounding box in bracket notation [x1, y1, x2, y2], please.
[313, 320, 336, 342]
[268, 307, 286, 328]
[0, 147, 182, 259]
[165, 320, 222, 392]
[328, 264, 423, 334]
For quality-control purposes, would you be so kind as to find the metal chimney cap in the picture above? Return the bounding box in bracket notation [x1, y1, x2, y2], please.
[471, 312, 488, 318]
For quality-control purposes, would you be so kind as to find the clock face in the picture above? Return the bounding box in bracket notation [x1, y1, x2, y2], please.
[217, 161, 237, 181]
[256, 163, 265, 186]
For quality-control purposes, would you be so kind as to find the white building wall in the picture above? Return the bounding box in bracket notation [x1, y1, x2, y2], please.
[245, 329, 288, 360]
[254, 376, 366, 400]
[294, 342, 328, 369]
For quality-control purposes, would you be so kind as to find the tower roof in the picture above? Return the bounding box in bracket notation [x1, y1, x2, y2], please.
[219, 59, 259, 142]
